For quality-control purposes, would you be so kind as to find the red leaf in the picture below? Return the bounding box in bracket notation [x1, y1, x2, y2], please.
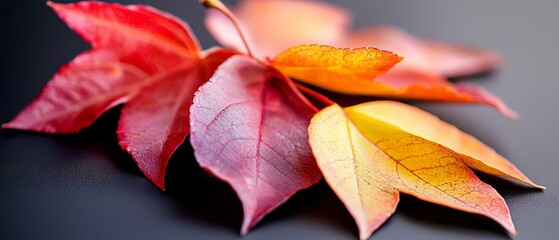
[117, 49, 235, 190]
[2, 50, 150, 133]
[48, 1, 200, 73]
[4, 2, 237, 189]
[190, 56, 321, 234]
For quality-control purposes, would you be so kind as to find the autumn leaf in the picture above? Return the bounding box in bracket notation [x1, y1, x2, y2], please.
[205, 0, 351, 59]
[5, 1, 542, 239]
[270, 45, 403, 92]
[206, 0, 515, 117]
[346, 101, 543, 189]
[339, 26, 515, 118]
[308, 103, 518, 239]
[190, 55, 321, 234]
[344, 26, 501, 78]
[117, 48, 233, 189]
[2, 1, 236, 189]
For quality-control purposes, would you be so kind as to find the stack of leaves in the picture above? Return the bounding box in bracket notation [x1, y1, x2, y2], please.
[3, 0, 543, 239]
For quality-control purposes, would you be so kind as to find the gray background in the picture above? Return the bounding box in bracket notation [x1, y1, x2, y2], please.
[1, 0, 558, 239]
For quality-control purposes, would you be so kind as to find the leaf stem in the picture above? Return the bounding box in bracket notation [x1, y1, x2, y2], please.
[295, 83, 335, 107]
[200, 0, 255, 58]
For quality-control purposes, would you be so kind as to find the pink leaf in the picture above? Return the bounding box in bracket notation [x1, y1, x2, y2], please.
[190, 55, 321, 234]
[205, 0, 350, 59]
[343, 26, 501, 78]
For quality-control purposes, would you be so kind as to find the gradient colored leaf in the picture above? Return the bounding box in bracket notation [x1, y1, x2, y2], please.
[205, 0, 350, 59]
[271, 44, 515, 117]
[346, 101, 543, 189]
[344, 26, 501, 78]
[339, 26, 516, 118]
[190, 56, 321, 234]
[3, 2, 236, 189]
[206, 0, 514, 116]
[309, 103, 516, 239]
[271, 44, 402, 92]
[4, 1, 541, 239]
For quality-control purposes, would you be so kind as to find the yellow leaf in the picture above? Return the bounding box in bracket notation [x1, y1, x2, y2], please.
[308, 103, 517, 239]
[348, 101, 543, 189]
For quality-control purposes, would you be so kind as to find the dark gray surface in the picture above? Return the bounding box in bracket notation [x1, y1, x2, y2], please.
[1, 0, 558, 239]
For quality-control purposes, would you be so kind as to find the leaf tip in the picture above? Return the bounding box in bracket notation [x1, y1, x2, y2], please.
[154, 180, 166, 191]
[492, 208, 517, 236]
[1, 122, 11, 129]
[507, 223, 518, 236]
[239, 227, 249, 236]
[1, 122, 22, 131]
[238, 204, 269, 236]
[358, 228, 373, 240]
[128, 157, 167, 191]
[240, 217, 255, 236]
[46, 1, 67, 16]
[1, 121, 38, 133]
[518, 175, 546, 190]
[46, 1, 59, 9]
[454, 83, 519, 118]
[501, 107, 518, 120]
[531, 183, 546, 190]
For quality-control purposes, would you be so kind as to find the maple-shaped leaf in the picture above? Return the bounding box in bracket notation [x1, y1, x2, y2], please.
[190, 55, 321, 234]
[205, 0, 515, 117]
[3, 1, 236, 189]
[308, 102, 522, 239]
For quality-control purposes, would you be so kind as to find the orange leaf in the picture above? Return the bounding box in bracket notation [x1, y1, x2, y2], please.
[308, 103, 518, 239]
[271, 44, 402, 90]
[339, 26, 516, 117]
[271, 44, 515, 117]
[206, 0, 514, 116]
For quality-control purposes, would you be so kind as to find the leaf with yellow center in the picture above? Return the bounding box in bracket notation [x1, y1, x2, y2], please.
[349, 101, 543, 189]
[308, 103, 517, 239]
